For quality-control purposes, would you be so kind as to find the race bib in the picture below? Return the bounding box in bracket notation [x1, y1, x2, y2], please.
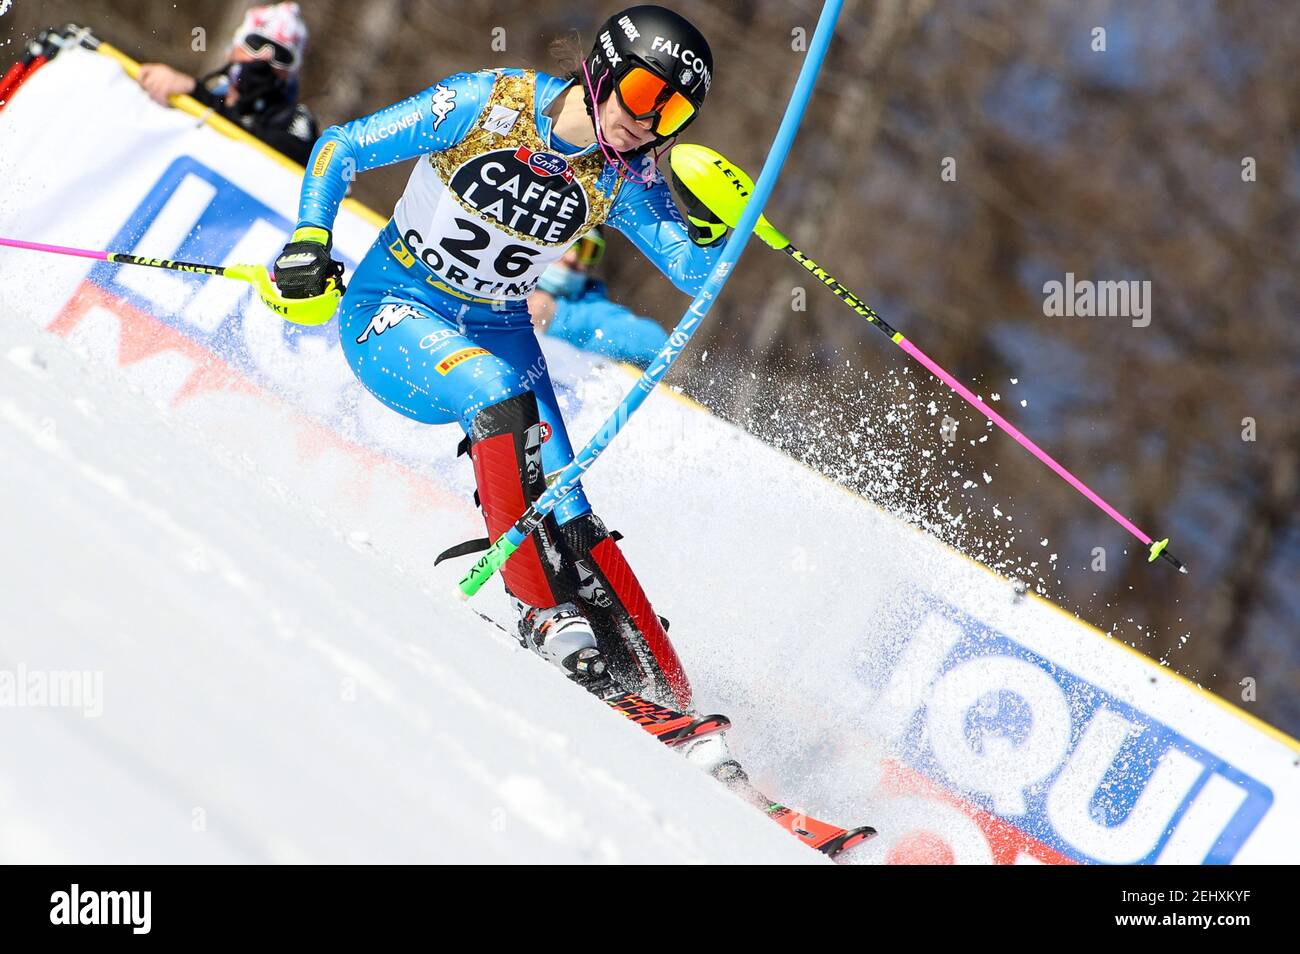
[391, 70, 619, 302]
[395, 145, 591, 300]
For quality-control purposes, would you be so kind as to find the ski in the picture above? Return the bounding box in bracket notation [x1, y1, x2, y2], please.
[714, 761, 876, 858]
[764, 804, 877, 857]
[466, 604, 874, 857]
[464, 605, 732, 746]
[604, 689, 732, 746]
[605, 694, 874, 856]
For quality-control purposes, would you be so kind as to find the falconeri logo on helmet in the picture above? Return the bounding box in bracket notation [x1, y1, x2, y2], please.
[650, 36, 711, 92]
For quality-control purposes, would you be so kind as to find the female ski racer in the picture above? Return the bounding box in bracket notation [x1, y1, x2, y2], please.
[273, 6, 728, 710]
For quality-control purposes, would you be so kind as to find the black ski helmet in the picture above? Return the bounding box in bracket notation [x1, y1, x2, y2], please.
[582, 5, 713, 141]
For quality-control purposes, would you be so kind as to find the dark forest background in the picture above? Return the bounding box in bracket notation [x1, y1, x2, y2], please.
[5, 0, 1297, 734]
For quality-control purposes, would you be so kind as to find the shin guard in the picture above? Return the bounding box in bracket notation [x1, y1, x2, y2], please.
[557, 513, 692, 709]
[468, 392, 566, 609]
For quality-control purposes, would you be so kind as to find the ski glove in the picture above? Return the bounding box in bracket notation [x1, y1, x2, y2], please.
[274, 227, 346, 298]
[670, 169, 728, 247]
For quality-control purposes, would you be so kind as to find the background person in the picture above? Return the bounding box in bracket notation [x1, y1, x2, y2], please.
[136, 2, 318, 164]
[529, 227, 670, 368]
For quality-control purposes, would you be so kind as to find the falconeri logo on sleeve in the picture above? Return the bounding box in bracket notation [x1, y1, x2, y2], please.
[358, 109, 423, 147]
[436, 346, 489, 374]
[50, 885, 151, 934]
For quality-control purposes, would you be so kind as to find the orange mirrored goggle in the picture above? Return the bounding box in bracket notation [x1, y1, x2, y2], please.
[614, 66, 698, 138]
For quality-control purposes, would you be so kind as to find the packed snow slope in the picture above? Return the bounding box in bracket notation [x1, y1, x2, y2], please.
[0, 311, 824, 864]
[7, 294, 1296, 865]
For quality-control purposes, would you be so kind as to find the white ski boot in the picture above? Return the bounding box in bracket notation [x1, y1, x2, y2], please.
[514, 599, 611, 690]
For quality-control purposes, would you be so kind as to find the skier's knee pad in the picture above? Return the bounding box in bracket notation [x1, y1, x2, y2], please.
[557, 513, 691, 709]
[468, 391, 566, 609]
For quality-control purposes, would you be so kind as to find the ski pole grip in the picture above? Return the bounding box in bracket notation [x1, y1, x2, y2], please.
[457, 536, 519, 598]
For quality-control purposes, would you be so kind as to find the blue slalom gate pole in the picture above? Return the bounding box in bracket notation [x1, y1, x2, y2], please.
[459, 0, 845, 597]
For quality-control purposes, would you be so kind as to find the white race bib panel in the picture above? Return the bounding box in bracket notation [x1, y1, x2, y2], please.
[453, 146, 590, 244]
[393, 71, 619, 301]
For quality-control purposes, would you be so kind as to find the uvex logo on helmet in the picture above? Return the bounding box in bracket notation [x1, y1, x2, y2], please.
[599, 31, 622, 69]
[617, 14, 640, 41]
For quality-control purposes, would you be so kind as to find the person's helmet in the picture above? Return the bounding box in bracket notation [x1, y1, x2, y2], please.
[232, 2, 309, 75]
[581, 5, 712, 146]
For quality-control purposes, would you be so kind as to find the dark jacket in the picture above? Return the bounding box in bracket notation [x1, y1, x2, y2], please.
[191, 64, 318, 166]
